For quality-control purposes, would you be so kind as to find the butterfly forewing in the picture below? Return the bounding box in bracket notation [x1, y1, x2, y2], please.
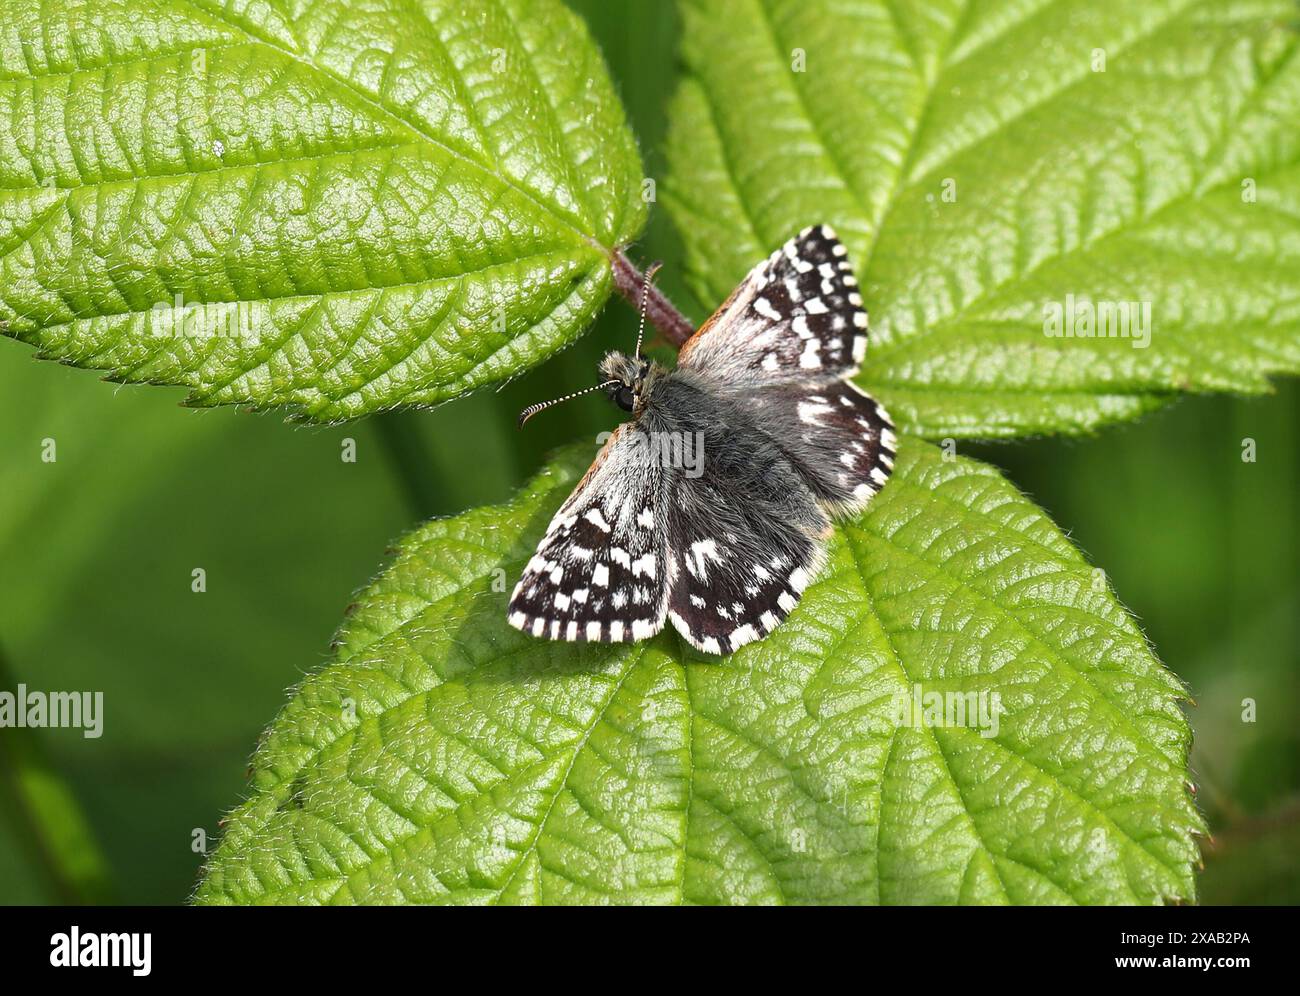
[679, 224, 867, 382]
[507, 425, 669, 643]
[664, 483, 828, 655]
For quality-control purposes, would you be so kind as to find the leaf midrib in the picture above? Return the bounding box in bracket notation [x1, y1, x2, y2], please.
[16, 244, 593, 352]
[259, 645, 646, 904]
[863, 3, 1296, 364]
[866, 153, 1300, 368]
[173, 0, 611, 251]
[847, 528, 1165, 904]
[859, 0, 972, 274]
[494, 646, 647, 904]
[850, 482, 1188, 775]
[751, 0, 873, 231]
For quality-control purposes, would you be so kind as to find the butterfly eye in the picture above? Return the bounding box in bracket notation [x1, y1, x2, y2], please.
[614, 385, 636, 412]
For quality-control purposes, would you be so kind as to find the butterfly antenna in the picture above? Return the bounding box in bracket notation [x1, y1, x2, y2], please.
[518, 380, 619, 428]
[634, 261, 663, 361]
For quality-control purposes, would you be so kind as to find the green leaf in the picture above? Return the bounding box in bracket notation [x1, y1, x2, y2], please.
[195, 439, 1202, 905]
[0, 0, 645, 420]
[663, 0, 1300, 438]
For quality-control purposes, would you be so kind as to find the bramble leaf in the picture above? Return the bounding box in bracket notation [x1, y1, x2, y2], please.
[0, 0, 645, 419]
[196, 440, 1202, 905]
[663, 0, 1300, 438]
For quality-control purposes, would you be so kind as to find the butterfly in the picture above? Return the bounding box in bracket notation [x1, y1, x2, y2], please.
[507, 225, 895, 654]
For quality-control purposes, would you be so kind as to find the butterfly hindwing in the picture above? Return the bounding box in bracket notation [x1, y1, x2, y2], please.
[508, 425, 668, 643]
[748, 379, 896, 516]
[665, 510, 826, 656]
[678, 224, 866, 382]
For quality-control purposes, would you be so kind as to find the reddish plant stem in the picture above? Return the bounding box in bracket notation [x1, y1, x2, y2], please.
[610, 249, 696, 348]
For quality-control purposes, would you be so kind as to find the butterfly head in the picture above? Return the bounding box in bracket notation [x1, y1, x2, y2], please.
[516, 260, 664, 428]
[598, 350, 654, 413]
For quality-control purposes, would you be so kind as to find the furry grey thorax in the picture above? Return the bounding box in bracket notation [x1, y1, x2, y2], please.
[598, 351, 831, 549]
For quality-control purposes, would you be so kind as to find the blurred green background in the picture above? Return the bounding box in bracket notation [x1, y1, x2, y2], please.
[1, 1, 1296, 905]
